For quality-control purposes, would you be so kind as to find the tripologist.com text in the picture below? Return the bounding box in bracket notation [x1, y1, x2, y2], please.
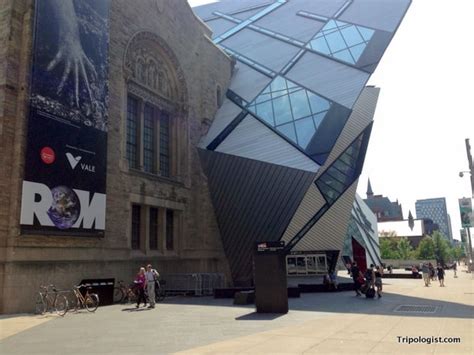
[398, 336, 461, 345]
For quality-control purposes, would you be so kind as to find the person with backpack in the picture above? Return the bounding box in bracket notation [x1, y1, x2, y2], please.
[374, 265, 383, 298]
[364, 264, 376, 299]
[350, 262, 362, 296]
[145, 264, 160, 309]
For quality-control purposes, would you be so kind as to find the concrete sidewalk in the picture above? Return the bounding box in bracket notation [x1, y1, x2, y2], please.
[1, 267, 473, 354]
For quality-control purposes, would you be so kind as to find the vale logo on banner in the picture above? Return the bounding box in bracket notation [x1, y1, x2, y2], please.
[66, 153, 82, 169]
[66, 152, 95, 172]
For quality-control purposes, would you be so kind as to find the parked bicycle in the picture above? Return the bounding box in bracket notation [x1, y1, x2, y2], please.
[70, 284, 99, 312]
[113, 280, 137, 304]
[35, 284, 68, 316]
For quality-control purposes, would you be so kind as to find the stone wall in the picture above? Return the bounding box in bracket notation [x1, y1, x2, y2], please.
[0, 0, 233, 313]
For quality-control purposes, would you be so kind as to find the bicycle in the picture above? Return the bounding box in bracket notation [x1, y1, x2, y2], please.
[113, 280, 137, 304]
[70, 284, 100, 312]
[35, 284, 68, 317]
[144, 279, 166, 302]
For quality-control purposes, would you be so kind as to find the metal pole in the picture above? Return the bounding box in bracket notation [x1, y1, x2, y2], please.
[466, 227, 473, 273]
[464, 139, 473, 272]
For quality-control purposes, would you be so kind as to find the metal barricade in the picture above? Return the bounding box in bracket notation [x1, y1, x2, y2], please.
[163, 273, 225, 296]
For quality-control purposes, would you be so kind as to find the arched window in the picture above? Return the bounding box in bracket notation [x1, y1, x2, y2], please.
[124, 32, 187, 178]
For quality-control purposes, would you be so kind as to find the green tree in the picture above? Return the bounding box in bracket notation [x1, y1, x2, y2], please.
[432, 231, 450, 265]
[416, 236, 435, 260]
[397, 237, 414, 260]
[450, 245, 465, 263]
[380, 234, 399, 259]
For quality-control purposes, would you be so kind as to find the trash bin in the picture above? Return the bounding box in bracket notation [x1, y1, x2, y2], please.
[79, 278, 115, 306]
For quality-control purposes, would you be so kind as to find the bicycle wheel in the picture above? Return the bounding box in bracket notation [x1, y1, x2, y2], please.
[35, 293, 46, 315]
[85, 293, 99, 312]
[155, 286, 165, 302]
[54, 295, 69, 316]
[113, 287, 124, 303]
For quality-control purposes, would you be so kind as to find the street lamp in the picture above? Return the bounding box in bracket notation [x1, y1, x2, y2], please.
[459, 138, 473, 273]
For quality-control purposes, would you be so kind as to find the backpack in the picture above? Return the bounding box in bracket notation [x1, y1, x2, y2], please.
[366, 287, 375, 299]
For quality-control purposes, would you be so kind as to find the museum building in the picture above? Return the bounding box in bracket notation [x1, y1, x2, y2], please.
[0, 0, 410, 313]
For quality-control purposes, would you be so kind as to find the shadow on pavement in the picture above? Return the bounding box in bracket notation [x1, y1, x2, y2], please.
[159, 290, 474, 319]
[235, 312, 285, 321]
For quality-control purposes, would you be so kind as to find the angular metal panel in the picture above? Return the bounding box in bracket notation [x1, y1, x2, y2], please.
[286, 52, 370, 109]
[254, 1, 326, 42]
[206, 18, 238, 39]
[280, 184, 327, 243]
[216, 115, 319, 172]
[339, 0, 411, 33]
[193, 0, 273, 21]
[229, 61, 272, 103]
[292, 180, 359, 251]
[220, 29, 301, 72]
[198, 99, 242, 148]
[316, 86, 379, 177]
[199, 149, 315, 285]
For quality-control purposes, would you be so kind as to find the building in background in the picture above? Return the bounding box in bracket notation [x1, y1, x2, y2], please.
[342, 194, 381, 272]
[378, 219, 425, 248]
[364, 179, 403, 221]
[0, 0, 411, 312]
[415, 198, 453, 242]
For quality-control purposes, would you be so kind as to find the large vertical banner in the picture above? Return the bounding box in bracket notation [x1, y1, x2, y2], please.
[459, 198, 473, 228]
[20, 0, 110, 235]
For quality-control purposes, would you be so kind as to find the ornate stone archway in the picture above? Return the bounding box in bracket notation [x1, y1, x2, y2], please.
[124, 31, 188, 113]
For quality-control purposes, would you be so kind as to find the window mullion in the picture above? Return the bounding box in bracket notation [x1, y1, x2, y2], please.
[138, 99, 145, 170]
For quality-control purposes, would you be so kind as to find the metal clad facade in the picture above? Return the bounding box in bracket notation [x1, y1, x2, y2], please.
[216, 115, 319, 172]
[292, 181, 359, 251]
[316, 86, 379, 180]
[281, 184, 327, 243]
[229, 62, 272, 102]
[206, 18, 238, 39]
[254, 2, 326, 42]
[286, 52, 370, 109]
[221, 29, 301, 72]
[198, 99, 242, 148]
[339, 0, 412, 33]
[199, 149, 315, 285]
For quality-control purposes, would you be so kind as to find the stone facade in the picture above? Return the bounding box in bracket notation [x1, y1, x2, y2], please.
[0, 0, 233, 313]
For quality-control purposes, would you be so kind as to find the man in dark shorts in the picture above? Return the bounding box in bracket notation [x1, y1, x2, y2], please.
[350, 262, 362, 296]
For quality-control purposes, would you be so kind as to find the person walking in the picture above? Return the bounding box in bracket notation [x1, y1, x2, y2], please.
[411, 265, 419, 278]
[437, 265, 445, 287]
[374, 265, 383, 298]
[453, 262, 457, 278]
[350, 262, 362, 296]
[134, 267, 147, 308]
[145, 264, 159, 309]
[428, 262, 436, 281]
[421, 263, 430, 286]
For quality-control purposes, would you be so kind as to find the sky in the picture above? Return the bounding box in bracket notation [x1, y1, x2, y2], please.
[187, 0, 474, 241]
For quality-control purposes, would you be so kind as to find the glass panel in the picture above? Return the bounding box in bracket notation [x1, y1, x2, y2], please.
[309, 37, 331, 54]
[143, 105, 155, 173]
[339, 25, 363, 47]
[308, 94, 330, 114]
[296, 257, 307, 274]
[270, 76, 287, 95]
[255, 93, 271, 104]
[289, 89, 311, 120]
[349, 43, 366, 62]
[316, 255, 327, 272]
[252, 101, 274, 125]
[295, 116, 315, 148]
[332, 49, 355, 64]
[312, 112, 326, 129]
[326, 166, 349, 185]
[320, 174, 345, 193]
[287, 257, 297, 275]
[324, 30, 346, 53]
[324, 19, 338, 31]
[272, 95, 293, 125]
[358, 26, 374, 42]
[306, 256, 317, 274]
[126, 96, 139, 169]
[160, 112, 170, 177]
[277, 122, 297, 143]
